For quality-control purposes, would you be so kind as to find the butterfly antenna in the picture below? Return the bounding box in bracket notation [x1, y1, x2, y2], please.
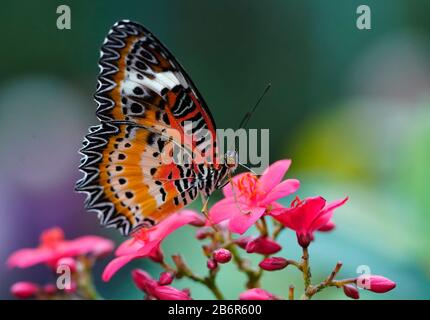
[229, 83, 272, 153]
[237, 83, 272, 129]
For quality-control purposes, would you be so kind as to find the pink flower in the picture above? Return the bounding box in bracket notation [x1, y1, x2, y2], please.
[11, 281, 39, 299]
[343, 284, 360, 299]
[7, 227, 114, 269]
[246, 236, 282, 255]
[271, 196, 348, 247]
[132, 269, 191, 300]
[239, 288, 278, 300]
[213, 248, 232, 264]
[259, 257, 288, 271]
[208, 160, 300, 234]
[102, 210, 202, 281]
[357, 275, 396, 293]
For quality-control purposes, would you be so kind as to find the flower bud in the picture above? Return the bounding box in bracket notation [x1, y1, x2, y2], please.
[343, 284, 360, 299]
[258, 257, 288, 271]
[235, 236, 253, 249]
[239, 288, 277, 300]
[195, 228, 212, 240]
[43, 284, 57, 295]
[154, 285, 192, 300]
[213, 248, 232, 264]
[246, 237, 282, 255]
[11, 282, 39, 299]
[182, 288, 191, 296]
[207, 258, 218, 270]
[56, 257, 77, 273]
[357, 275, 396, 293]
[132, 269, 158, 293]
[158, 272, 174, 286]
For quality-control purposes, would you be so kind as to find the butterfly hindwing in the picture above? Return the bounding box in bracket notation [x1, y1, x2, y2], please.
[76, 122, 199, 235]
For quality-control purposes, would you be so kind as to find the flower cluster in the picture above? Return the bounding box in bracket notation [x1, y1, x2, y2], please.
[7, 159, 396, 300]
[7, 227, 113, 299]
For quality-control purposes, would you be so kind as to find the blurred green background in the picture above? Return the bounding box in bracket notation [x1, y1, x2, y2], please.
[1, 0, 429, 299]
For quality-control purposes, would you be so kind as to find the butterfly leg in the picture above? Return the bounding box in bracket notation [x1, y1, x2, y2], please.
[200, 194, 223, 233]
[200, 194, 210, 217]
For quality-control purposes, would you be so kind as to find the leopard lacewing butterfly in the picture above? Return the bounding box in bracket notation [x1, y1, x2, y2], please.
[76, 20, 238, 235]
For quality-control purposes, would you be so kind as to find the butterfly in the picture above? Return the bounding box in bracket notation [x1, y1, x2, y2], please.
[76, 20, 239, 235]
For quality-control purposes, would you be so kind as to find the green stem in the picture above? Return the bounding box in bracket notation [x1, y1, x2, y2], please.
[227, 244, 260, 288]
[305, 261, 346, 298]
[203, 275, 225, 300]
[77, 257, 100, 300]
[170, 254, 225, 300]
[301, 247, 311, 297]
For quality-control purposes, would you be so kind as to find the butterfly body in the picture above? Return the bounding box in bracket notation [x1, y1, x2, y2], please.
[76, 20, 237, 235]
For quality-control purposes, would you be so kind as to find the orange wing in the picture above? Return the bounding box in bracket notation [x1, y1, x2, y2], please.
[76, 20, 220, 235]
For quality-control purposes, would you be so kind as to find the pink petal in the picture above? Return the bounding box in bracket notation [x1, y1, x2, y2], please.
[104, 210, 201, 281]
[259, 159, 292, 192]
[322, 197, 349, 215]
[310, 197, 348, 232]
[294, 196, 327, 232]
[222, 173, 247, 197]
[102, 254, 141, 282]
[115, 238, 142, 256]
[229, 207, 266, 234]
[148, 210, 202, 242]
[318, 221, 335, 232]
[262, 179, 300, 204]
[239, 288, 277, 300]
[208, 198, 241, 225]
[7, 248, 55, 269]
[271, 196, 326, 233]
[61, 236, 114, 257]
